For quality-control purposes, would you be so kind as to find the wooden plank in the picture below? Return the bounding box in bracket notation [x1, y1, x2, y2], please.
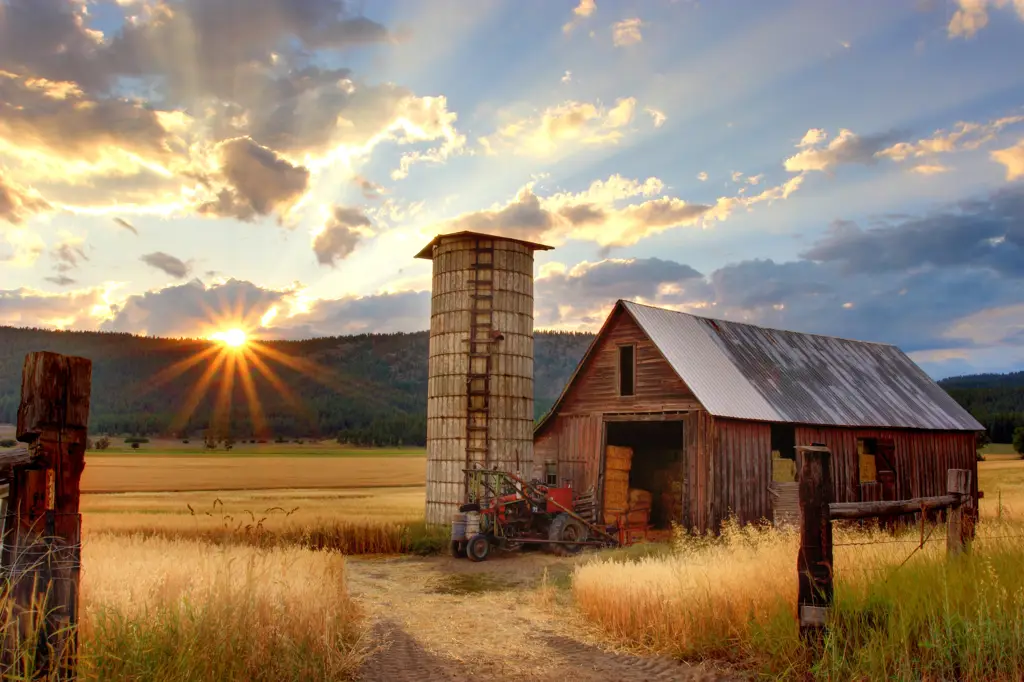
[947, 469, 971, 556]
[829, 495, 960, 519]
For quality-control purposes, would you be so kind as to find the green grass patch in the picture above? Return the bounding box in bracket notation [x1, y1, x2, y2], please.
[429, 573, 514, 596]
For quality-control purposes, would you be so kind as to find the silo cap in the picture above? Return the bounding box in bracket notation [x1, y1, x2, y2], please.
[414, 231, 554, 259]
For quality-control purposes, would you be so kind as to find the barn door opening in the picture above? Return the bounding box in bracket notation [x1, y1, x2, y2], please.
[858, 437, 897, 502]
[603, 420, 684, 529]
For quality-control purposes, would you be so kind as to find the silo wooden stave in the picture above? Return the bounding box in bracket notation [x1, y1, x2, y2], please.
[416, 232, 552, 526]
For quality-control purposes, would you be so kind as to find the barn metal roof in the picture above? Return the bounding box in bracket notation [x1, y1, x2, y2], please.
[621, 301, 984, 431]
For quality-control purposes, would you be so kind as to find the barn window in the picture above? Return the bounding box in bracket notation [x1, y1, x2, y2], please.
[858, 438, 878, 483]
[618, 344, 635, 397]
[545, 462, 558, 486]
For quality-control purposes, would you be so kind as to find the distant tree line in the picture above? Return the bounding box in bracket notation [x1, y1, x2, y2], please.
[939, 373, 1024, 444]
[0, 326, 595, 444]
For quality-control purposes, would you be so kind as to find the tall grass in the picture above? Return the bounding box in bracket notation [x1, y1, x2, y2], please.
[1, 535, 369, 681]
[573, 517, 1024, 680]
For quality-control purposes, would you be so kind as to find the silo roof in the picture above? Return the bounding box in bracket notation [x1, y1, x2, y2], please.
[414, 231, 554, 259]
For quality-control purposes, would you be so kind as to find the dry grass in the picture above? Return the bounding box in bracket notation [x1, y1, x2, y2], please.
[574, 518, 1024, 679]
[572, 455, 1024, 680]
[81, 455, 425, 493]
[0, 535, 367, 681]
[81, 487, 445, 555]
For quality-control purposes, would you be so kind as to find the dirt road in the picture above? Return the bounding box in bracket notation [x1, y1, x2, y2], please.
[348, 551, 738, 682]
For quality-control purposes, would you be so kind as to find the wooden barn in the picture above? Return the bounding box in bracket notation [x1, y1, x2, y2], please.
[532, 300, 984, 534]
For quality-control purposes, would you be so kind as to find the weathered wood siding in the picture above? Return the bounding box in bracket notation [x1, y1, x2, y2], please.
[532, 414, 603, 494]
[709, 418, 773, 529]
[555, 308, 701, 416]
[794, 427, 979, 507]
[681, 410, 713, 533]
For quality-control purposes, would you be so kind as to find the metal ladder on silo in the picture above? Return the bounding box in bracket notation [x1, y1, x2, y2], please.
[465, 238, 494, 471]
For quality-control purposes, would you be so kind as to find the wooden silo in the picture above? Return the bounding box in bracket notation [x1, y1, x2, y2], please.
[415, 231, 553, 525]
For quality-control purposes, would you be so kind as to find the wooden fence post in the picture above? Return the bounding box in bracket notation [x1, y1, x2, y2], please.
[2, 352, 91, 679]
[947, 469, 972, 557]
[796, 445, 833, 642]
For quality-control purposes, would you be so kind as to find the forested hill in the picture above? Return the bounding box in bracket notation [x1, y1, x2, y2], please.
[0, 326, 1020, 444]
[937, 372, 1024, 443]
[0, 326, 594, 444]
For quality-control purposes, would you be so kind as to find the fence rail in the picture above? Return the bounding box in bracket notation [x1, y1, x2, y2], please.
[794, 444, 973, 642]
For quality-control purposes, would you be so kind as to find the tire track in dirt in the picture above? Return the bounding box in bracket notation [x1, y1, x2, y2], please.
[350, 554, 742, 681]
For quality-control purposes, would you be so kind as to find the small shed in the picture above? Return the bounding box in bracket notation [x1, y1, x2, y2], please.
[533, 300, 983, 534]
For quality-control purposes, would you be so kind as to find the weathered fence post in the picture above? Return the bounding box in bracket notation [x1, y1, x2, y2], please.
[796, 445, 833, 642]
[1, 352, 91, 678]
[947, 469, 972, 556]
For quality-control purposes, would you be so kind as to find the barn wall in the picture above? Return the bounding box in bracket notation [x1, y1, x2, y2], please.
[555, 308, 701, 416]
[794, 426, 979, 506]
[709, 418, 773, 530]
[532, 413, 604, 495]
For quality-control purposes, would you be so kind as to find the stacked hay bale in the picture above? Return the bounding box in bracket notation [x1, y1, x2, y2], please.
[626, 488, 653, 525]
[603, 445, 632, 524]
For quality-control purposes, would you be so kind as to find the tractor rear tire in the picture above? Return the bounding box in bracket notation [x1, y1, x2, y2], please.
[548, 512, 589, 556]
[465, 533, 491, 562]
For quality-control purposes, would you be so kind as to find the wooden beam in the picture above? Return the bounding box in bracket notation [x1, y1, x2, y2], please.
[0, 445, 37, 477]
[829, 495, 960, 520]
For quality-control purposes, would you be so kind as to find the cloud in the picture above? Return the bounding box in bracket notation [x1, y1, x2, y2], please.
[0, 229, 45, 267]
[313, 205, 373, 267]
[141, 251, 190, 279]
[645, 107, 667, 127]
[353, 175, 385, 200]
[563, 0, 597, 34]
[101, 278, 292, 337]
[47, 232, 88, 283]
[696, 171, 708, 181]
[561, 70, 573, 84]
[911, 163, 951, 175]
[0, 1, 463, 218]
[612, 18, 643, 47]
[948, 0, 1024, 38]
[992, 138, 1024, 180]
[197, 137, 310, 222]
[877, 115, 1024, 162]
[0, 172, 51, 224]
[480, 97, 637, 157]
[435, 172, 802, 249]
[263, 290, 431, 338]
[113, 217, 139, 235]
[800, 183, 1024, 277]
[784, 128, 902, 173]
[0, 284, 112, 330]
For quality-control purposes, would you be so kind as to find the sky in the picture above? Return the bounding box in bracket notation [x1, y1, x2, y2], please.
[0, 0, 1023, 379]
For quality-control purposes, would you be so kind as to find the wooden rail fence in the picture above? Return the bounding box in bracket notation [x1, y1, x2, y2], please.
[795, 444, 973, 642]
[0, 351, 91, 679]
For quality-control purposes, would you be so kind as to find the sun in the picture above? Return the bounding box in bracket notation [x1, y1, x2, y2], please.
[210, 328, 248, 348]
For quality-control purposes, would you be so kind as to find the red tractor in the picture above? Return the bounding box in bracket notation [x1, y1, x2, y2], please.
[450, 467, 617, 562]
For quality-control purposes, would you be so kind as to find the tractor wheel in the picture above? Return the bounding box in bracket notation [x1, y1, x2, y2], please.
[450, 539, 465, 558]
[465, 533, 491, 562]
[548, 513, 589, 556]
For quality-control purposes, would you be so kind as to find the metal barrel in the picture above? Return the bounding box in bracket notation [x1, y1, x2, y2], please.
[450, 512, 467, 541]
[464, 510, 481, 537]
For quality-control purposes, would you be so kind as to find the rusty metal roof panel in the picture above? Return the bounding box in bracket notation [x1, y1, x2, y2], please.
[622, 301, 983, 431]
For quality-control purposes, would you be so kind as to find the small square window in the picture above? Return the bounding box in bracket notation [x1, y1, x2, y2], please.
[545, 462, 557, 486]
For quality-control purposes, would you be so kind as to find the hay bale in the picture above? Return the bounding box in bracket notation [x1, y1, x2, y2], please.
[603, 507, 628, 525]
[626, 508, 650, 525]
[605, 445, 633, 471]
[628, 488, 653, 509]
